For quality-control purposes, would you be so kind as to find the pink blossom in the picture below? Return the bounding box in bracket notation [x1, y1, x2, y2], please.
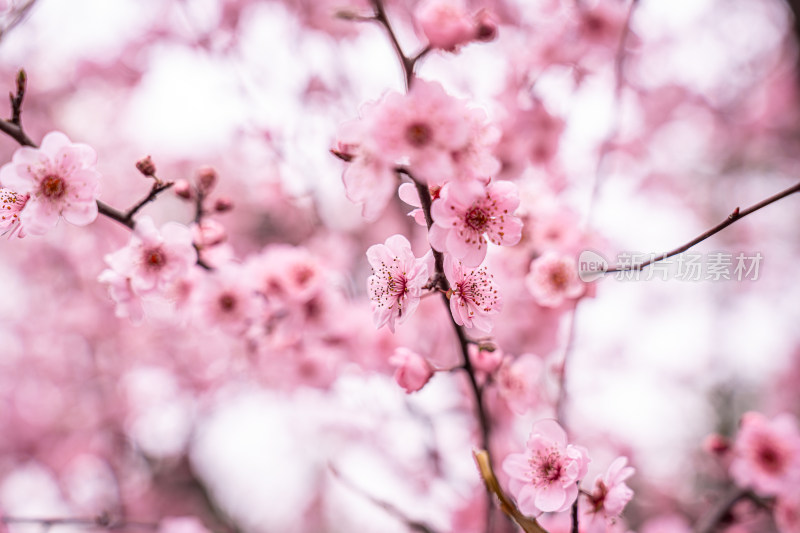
[102, 216, 197, 295]
[389, 347, 435, 393]
[96, 269, 144, 323]
[776, 493, 800, 533]
[334, 114, 397, 221]
[444, 255, 501, 333]
[730, 411, 800, 496]
[0, 131, 100, 234]
[0, 188, 27, 238]
[430, 180, 523, 267]
[414, 0, 474, 51]
[365, 79, 471, 185]
[495, 354, 543, 415]
[248, 244, 326, 305]
[366, 234, 434, 333]
[525, 252, 586, 308]
[502, 419, 591, 515]
[584, 457, 635, 520]
[193, 263, 261, 334]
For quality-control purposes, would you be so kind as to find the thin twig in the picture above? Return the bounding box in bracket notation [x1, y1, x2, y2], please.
[604, 179, 800, 273]
[329, 465, 439, 533]
[1, 515, 158, 531]
[693, 487, 764, 533]
[368, 0, 415, 89]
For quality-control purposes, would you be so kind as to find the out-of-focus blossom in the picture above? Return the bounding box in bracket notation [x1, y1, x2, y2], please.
[776, 493, 800, 533]
[96, 269, 144, 323]
[414, 0, 474, 51]
[502, 419, 590, 514]
[102, 216, 197, 295]
[0, 131, 100, 234]
[525, 251, 585, 308]
[444, 255, 501, 333]
[730, 411, 800, 496]
[192, 263, 261, 335]
[430, 180, 522, 267]
[367, 234, 433, 333]
[389, 347, 435, 393]
[584, 457, 635, 521]
[495, 354, 542, 414]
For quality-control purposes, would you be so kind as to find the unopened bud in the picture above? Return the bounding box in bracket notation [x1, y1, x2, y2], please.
[136, 155, 157, 177]
[174, 179, 193, 200]
[196, 166, 217, 194]
[214, 197, 234, 213]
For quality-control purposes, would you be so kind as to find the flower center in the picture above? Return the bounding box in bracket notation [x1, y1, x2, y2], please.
[405, 122, 432, 147]
[465, 207, 489, 231]
[41, 174, 66, 199]
[143, 247, 167, 269]
[550, 267, 569, 290]
[539, 457, 563, 482]
[756, 442, 784, 473]
[219, 293, 237, 312]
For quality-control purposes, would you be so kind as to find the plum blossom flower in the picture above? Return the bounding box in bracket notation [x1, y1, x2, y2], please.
[584, 457, 635, 521]
[502, 419, 591, 515]
[102, 216, 197, 296]
[0, 188, 27, 238]
[525, 251, 586, 308]
[0, 131, 100, 235]
[193, 263, 261, 334]
[444, 255, 501, 333]
[96, 269, 144, 323]
[730, 411, 800, 496]
[365, 79, 472, 185]
[333, 113, 396, 221]
[367, 234, 433, 333]
[430, 180, 522, 267]
[389, 347, 435, 393]
[495, 354, 543, 415]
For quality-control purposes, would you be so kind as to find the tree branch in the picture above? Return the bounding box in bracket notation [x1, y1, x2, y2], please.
[604, 179, 800, 273]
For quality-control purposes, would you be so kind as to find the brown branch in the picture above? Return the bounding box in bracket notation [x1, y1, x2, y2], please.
[604, 179, 800, 273]
[368, 0, 417, 89]
[473, 450, 549, 533]
[1, 515, 158, 531]
[692, 487, 769, 533]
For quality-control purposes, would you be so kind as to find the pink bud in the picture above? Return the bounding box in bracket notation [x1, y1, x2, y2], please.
[196, 166, 217, 194]
[174, 179, 194, 200]
[214, 197, 234, 213]
[468, 344, 503, 374]
[702, 433, 730, 456]
[135, 155, 157, 177]
[389, 347, 434, 393]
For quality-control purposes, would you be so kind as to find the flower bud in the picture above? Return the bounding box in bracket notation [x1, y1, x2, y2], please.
[173, 179, 194, 200]
[136, 155, 157, 177]
[196, 166, 217, 195]
[192, 219, 227, 248]
[214, 197, 234, 213]
[389, 347, 434, 393]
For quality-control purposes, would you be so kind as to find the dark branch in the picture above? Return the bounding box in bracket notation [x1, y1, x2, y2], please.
[693, 488, 768, 533]
[368, 0, 416, 89]
[2, 515, 158, 531]
[605, 180, 800, 273]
